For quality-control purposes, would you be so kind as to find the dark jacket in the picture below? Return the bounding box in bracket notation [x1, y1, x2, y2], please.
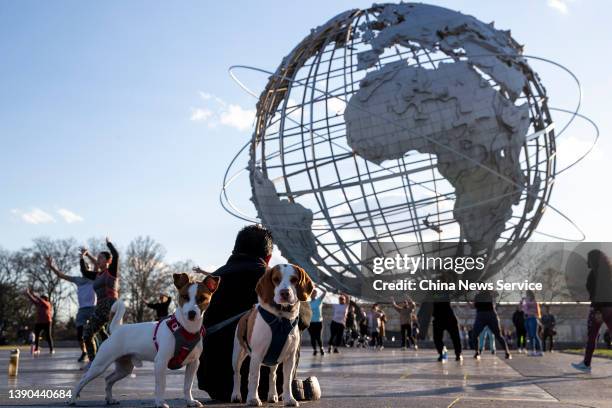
[586, 269, 612, 310]
[197, 253, 267, 401]
[512, 310, 525, 330]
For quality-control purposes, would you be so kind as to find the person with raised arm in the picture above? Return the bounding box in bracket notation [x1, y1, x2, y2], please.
[308, 285, 327, 355]
[46, 251, 96, 361]
[81, 237, 120, 367]
[24, 288, 54, 354]
[392, 296, 417, 350]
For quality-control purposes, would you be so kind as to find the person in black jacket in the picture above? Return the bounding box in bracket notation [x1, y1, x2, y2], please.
[471, 290, 511, 360]
[197, 225, 273, 402]
[146, 294, 172, 320]
[431, 290, 463, 362]
[572, 250, 612, 372]
[512, 305, 526, 353]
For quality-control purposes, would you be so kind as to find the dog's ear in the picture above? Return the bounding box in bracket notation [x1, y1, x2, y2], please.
[294, 264, 314, 301]
[173, 273, 190, 289]
[203, 275, 220, 293]
[256, 267, 275, 304]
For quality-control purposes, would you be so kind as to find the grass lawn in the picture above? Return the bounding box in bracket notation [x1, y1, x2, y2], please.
[563, 348, 612, 359]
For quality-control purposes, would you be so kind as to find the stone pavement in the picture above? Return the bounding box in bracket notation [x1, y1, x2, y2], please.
[1, 347, 611, 407]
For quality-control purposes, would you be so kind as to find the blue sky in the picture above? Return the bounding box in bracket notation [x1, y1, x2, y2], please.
[1, 0, 610, 269]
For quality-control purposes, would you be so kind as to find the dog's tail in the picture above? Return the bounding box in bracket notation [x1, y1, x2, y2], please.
[109, 299, 126, 334]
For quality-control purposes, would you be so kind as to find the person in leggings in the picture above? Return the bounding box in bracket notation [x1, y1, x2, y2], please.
[308, 285, 327, 355]
[82, 237, 119, 367]
[471, 290, 512, 360]
[431, 291, 463, 362]
[521, 290, 542, 356]
[24, 288, 54, 354]
[328, 293, 350, 353]
[573, 250, 612, 372]
[541, 305, 556, 352]
[512, 306, 527, 353]
[46, 252, 96, 361]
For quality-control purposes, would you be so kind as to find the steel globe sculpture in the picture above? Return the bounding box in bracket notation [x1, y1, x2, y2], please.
[226, 3, 565, 298]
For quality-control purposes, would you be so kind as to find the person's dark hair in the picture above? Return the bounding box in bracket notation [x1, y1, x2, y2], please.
[100, 251, 112, 261]
[41, 295, 49, 301]
[588, 250, 612, 277]
[232, 224, 273, 259]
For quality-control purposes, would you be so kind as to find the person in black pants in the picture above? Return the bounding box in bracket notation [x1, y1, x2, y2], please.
[431, 291, 463, 361]
[541, 305, 556, 352]
[308, 286, 327, 355]
[146, 294, 172, 320]
[472, 290, 512, 360]
[512, 305, 527, 353]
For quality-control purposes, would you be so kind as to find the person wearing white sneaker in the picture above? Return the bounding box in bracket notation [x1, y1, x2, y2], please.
[572, 250, 612, 373]
[521, 291, 543, 356]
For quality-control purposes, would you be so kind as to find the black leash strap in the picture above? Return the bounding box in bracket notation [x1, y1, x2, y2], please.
[205, 310, 249, 336]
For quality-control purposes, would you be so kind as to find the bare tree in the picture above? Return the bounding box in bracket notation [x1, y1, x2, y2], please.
[0, 248, 31, 337]
[15, 237, 78, 325]
[122, 236, 173, 323]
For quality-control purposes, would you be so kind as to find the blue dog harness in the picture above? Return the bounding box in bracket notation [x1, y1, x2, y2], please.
[256, 306, 299, 366]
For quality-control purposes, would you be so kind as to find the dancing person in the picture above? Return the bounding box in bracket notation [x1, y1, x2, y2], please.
[392, 297, 416, 350]
[431, 291, 463, 362]
[345, 303, 359, 347]
[460, 325, 469, 350]
[82, 237, 119, 366]
[512, 305, 527, 353]
[328, 293, 350, 353]
[146, 293, 172, 320]
[541, 305, 556, 352]
[367, 303, 384, 349]
[521, 290, 543, 356]
[572, 250, 612, 373]
[471, 290, 511, 359]
[46, 253, 96, 361]
[308, 285, 327, 355]
[478, 326, 496, 354]
[24, 288, 54, 354]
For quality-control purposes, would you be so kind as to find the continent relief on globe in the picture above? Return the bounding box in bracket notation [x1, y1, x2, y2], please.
[344, 61, 530, 248]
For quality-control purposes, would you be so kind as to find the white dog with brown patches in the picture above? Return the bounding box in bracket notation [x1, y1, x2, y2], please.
[68, 273, 220, 408]
[231, 264, 314, 407]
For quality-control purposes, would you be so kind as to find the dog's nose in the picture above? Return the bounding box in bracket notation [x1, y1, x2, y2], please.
[280, 289, 290, 300]
[188, 310, 196, 320]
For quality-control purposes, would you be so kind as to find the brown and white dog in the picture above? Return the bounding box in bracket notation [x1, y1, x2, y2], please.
[68, 273, 220, 408]
[231, 264, 314, 407]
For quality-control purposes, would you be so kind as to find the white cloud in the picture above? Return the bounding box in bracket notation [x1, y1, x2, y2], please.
[547, 0, 570, 14]
[57, 208, 84, 223]
[219, 104, 255, 131]
[190, 92, 255, 132]
[190, 108, 213, 122]
[11, 208, 56, 224]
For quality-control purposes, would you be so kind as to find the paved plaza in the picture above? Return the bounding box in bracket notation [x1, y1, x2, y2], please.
[1, 347, 611, 407]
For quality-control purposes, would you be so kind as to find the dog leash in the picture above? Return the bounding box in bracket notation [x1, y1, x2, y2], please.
[205, 310, 249, 336]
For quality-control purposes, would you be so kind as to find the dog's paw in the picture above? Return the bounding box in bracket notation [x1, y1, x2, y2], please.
[267, 394, 279, 403]
[247, 397, 262, 407]
[155, 400, 170, 408]
[186, 399, 203, 407]
[230, 393, 242, 403]
[105, 398, 120, 405]
[284, 397, 299, 407]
